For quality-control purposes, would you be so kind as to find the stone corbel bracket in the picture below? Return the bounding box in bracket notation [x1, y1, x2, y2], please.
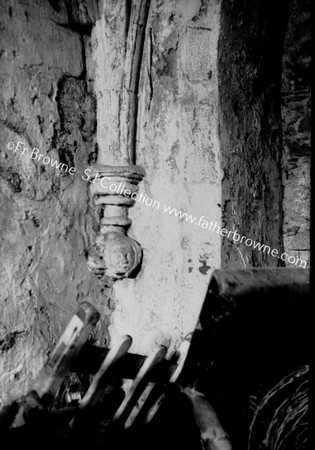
[87, 1, 150, 282]
[87, 164, 145, 280]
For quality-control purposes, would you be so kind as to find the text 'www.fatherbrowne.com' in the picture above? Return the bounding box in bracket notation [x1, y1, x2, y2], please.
[7, 140, 307, 269]
[162, 205, 307, 268]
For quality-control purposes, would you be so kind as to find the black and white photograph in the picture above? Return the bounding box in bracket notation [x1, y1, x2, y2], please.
[0, 0, 310, 448]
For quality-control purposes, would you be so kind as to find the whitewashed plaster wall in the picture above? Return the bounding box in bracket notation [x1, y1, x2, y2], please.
[88, 0, 222, 356]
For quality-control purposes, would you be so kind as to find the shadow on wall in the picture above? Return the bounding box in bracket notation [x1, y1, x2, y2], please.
[218, 0, 294, 270]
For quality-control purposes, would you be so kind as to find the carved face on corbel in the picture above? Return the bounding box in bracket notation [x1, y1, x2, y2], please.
[106, 238, 136, 276]
[89, 232, 142, 279]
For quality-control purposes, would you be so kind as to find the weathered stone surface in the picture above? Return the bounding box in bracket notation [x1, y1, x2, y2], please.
[281, 0, 311, 266]
[218, 0, 289, 269]
[0, 0, 109, 407]
[0, 0, 310, 415]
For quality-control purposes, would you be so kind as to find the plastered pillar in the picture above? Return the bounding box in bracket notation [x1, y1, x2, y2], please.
[88, 0, 222, 355]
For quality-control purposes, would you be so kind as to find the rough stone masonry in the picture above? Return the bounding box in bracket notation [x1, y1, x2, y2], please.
[0, 0, 311, 413]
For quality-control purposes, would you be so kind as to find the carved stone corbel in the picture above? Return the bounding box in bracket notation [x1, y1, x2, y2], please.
[87, 165, 145, 280]
[87, 1, 151, 282]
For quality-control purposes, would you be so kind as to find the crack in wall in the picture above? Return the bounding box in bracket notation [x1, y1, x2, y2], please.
[0, 330, 28, 354]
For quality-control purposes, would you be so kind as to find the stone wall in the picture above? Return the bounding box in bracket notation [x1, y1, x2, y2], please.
[0, 0, 223, 404]
[281, 0, 311, 266]
[218, 0, 290, 270]
[0, 0, 310, 411]
[0, 0, 109, 406]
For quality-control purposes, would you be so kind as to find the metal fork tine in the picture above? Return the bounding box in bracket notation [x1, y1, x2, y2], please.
[80, 335, 133, 409]
[113, 345, 167, 427]
[128, 377, 166, 427]
[33, 302, 100, 401]
[141, 333, 192, 424]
